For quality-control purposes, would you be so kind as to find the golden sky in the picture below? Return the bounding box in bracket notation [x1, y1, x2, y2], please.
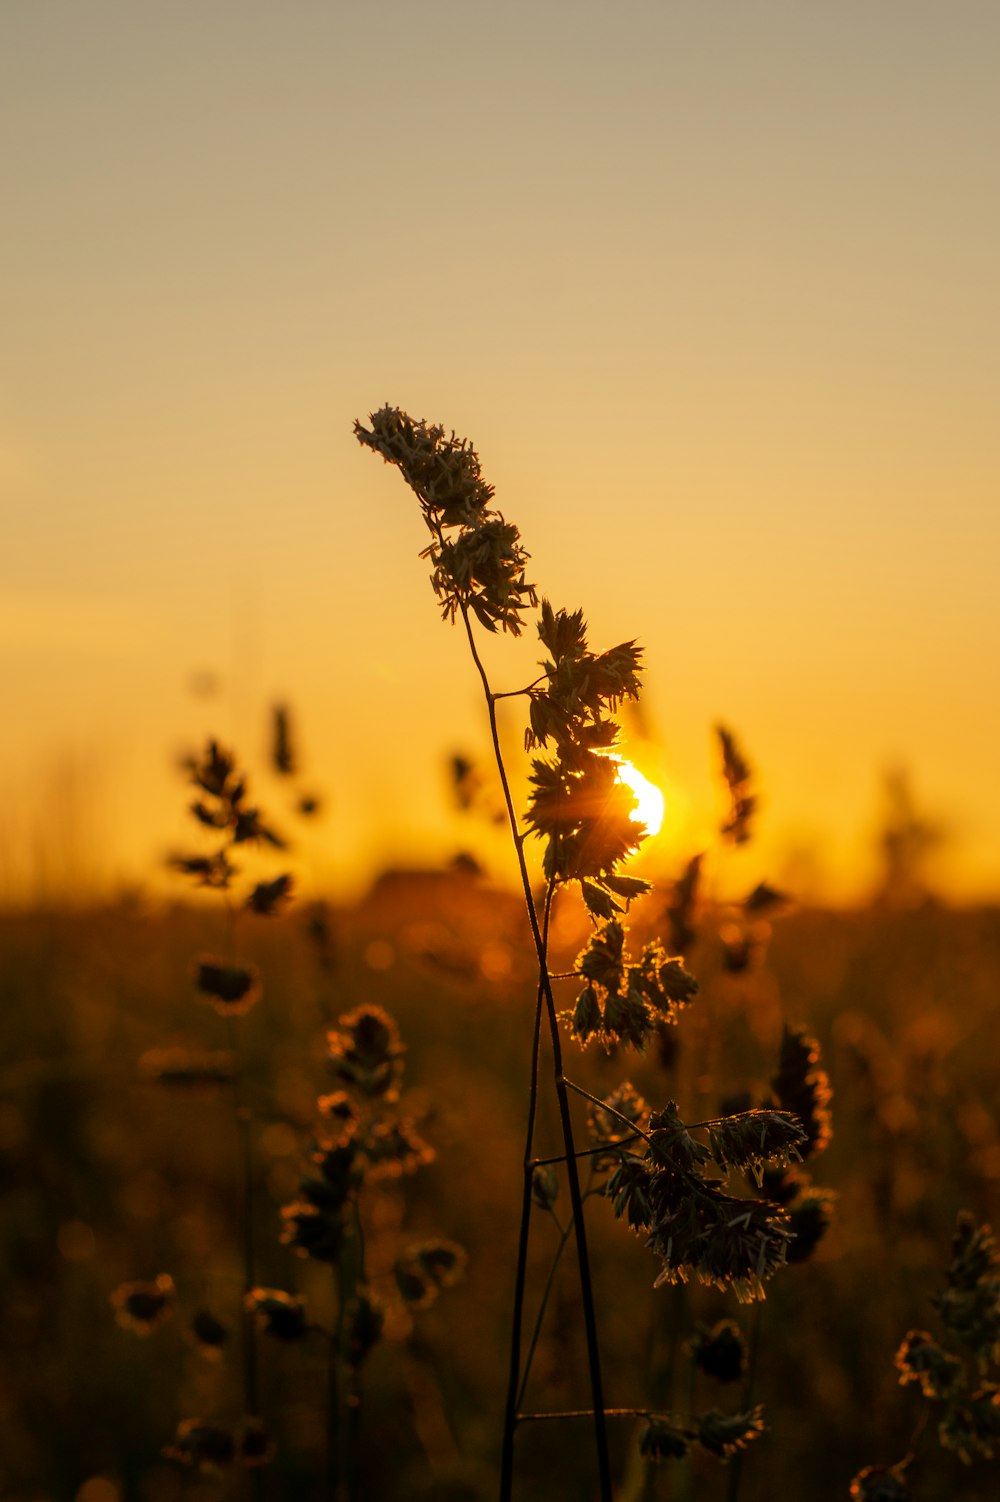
[3, 1, 999, 904]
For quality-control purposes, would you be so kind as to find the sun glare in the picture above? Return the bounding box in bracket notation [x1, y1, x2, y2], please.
[615, 760, 665, 838]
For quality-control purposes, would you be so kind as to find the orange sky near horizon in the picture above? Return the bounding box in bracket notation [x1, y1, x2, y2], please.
[3, 1, 1000, 907]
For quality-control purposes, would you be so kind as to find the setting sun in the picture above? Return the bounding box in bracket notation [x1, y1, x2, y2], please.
[615, 759, 665, 838]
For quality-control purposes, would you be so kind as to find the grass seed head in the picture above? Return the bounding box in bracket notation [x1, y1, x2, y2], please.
[665, 853, 703, 956]
[690, 1321, 746, 1384]
[316, 1090, 360, 1150]
[639, 1416, 692, 1462]
[239, 1417, 276, 1469]
[784, 1186, 837, 1263]
[716, 724, 757, 846]
[894, 1330, 965, 1400]
[395, 1240, 467, 1310]
[271, 703, 297, 776]
[345, 1291, 385, 1368]
[194, 957, 262, 1017]
[770, 1024, 834, 1160]
[245, 873, 294, 915]
[531, 1164, 560, 1211]
[280, 1198, 346, 1263]
[190, 1308, 229, 1359]
[939, 1386, 1000, 1462]
[327, 1005, 405, 1100]
[356, 406, 536, 634]
[848, 1463, 911, 1501]
[358, 1118, 435, 1179]
[162, 1420, 235, 1471]
[931, 1213, 1000, 1364]
[586, 1081, 649, 1168]
[110, 1274, 175, 1335]
[245, 1288, 310, 1341]
[694, 1406, 765, 1460]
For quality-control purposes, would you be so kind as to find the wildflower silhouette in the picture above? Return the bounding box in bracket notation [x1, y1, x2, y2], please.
[851, 1213, 1000, 1496]
[134, 739, 294, 1488]
[110, 1274, 174, 1336]
[281, 998, 462, 1499]
[120, 725, 461, 1501]
[357, 405, 813, 1500]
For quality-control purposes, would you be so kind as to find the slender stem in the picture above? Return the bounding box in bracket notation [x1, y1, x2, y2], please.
[516, 1215, 572, 1411]
[561, 1078, 654, 1141]
[519, 1409, 655, 1423]
[329, 1287, 343, 1502]
[726, 1299, 764, 1502]
[222, 874, 263, 1500]
[228, 1009, 262, 1473]
[500, 885, 552, 1500]
[234, 1095, 265, 1502]
[903, 1403, 931, 1466]
[548, 1207, 569, 1239]
[235, 1108, 260, 1410]
[345, 1203, 366, 1502]
[661, 1285, 688, 1412]
[539, 954, 613, 1499]
[531, 1134, 643, 1167]
[491, 673, 547, 700]
[455, 606, 538, 929]
[454, 602, 612, 1502]
[516, 1176, 597, 1412]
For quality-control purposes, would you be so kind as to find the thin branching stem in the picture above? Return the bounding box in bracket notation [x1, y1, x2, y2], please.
[726, 1298, 764, 1502]
[515, 1175, 598, 1412]
[491, 674, 547, 701]
[516, 1213, 573, 1412]
[519, 1409, 656, 1423]
[531, 1135, 643, 1168]
[904, 1404, 931, 1465]
[454, 602, 613, 1502]
[561, 1077, 654, 1141]
[454, 605, 537, 928]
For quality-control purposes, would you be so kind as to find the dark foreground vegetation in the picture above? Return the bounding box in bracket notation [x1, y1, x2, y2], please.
[2, 881, 999, 1501]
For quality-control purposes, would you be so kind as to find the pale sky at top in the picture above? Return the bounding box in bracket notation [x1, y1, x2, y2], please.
[2, 1, 999, 903]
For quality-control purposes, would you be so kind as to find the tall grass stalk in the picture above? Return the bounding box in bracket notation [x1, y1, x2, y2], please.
[456, 599, 614, 1500]
[163, 740, 294, 1483]
[357, 406, 836, 1499]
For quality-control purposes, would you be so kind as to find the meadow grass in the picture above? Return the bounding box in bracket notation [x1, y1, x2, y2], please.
[0, 412, 998, 1500]
[353, 405, 1000, 1500]
[1, 890, 1000, 1497]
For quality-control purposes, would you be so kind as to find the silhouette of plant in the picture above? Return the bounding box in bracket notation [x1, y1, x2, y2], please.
[357, 406, 826, 1499]
[113, 727, 462, 1499]
[851, 1213, 1000, 1498]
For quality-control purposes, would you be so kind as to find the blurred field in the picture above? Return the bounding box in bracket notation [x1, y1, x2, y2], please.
[2, 874, 999, 1501]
